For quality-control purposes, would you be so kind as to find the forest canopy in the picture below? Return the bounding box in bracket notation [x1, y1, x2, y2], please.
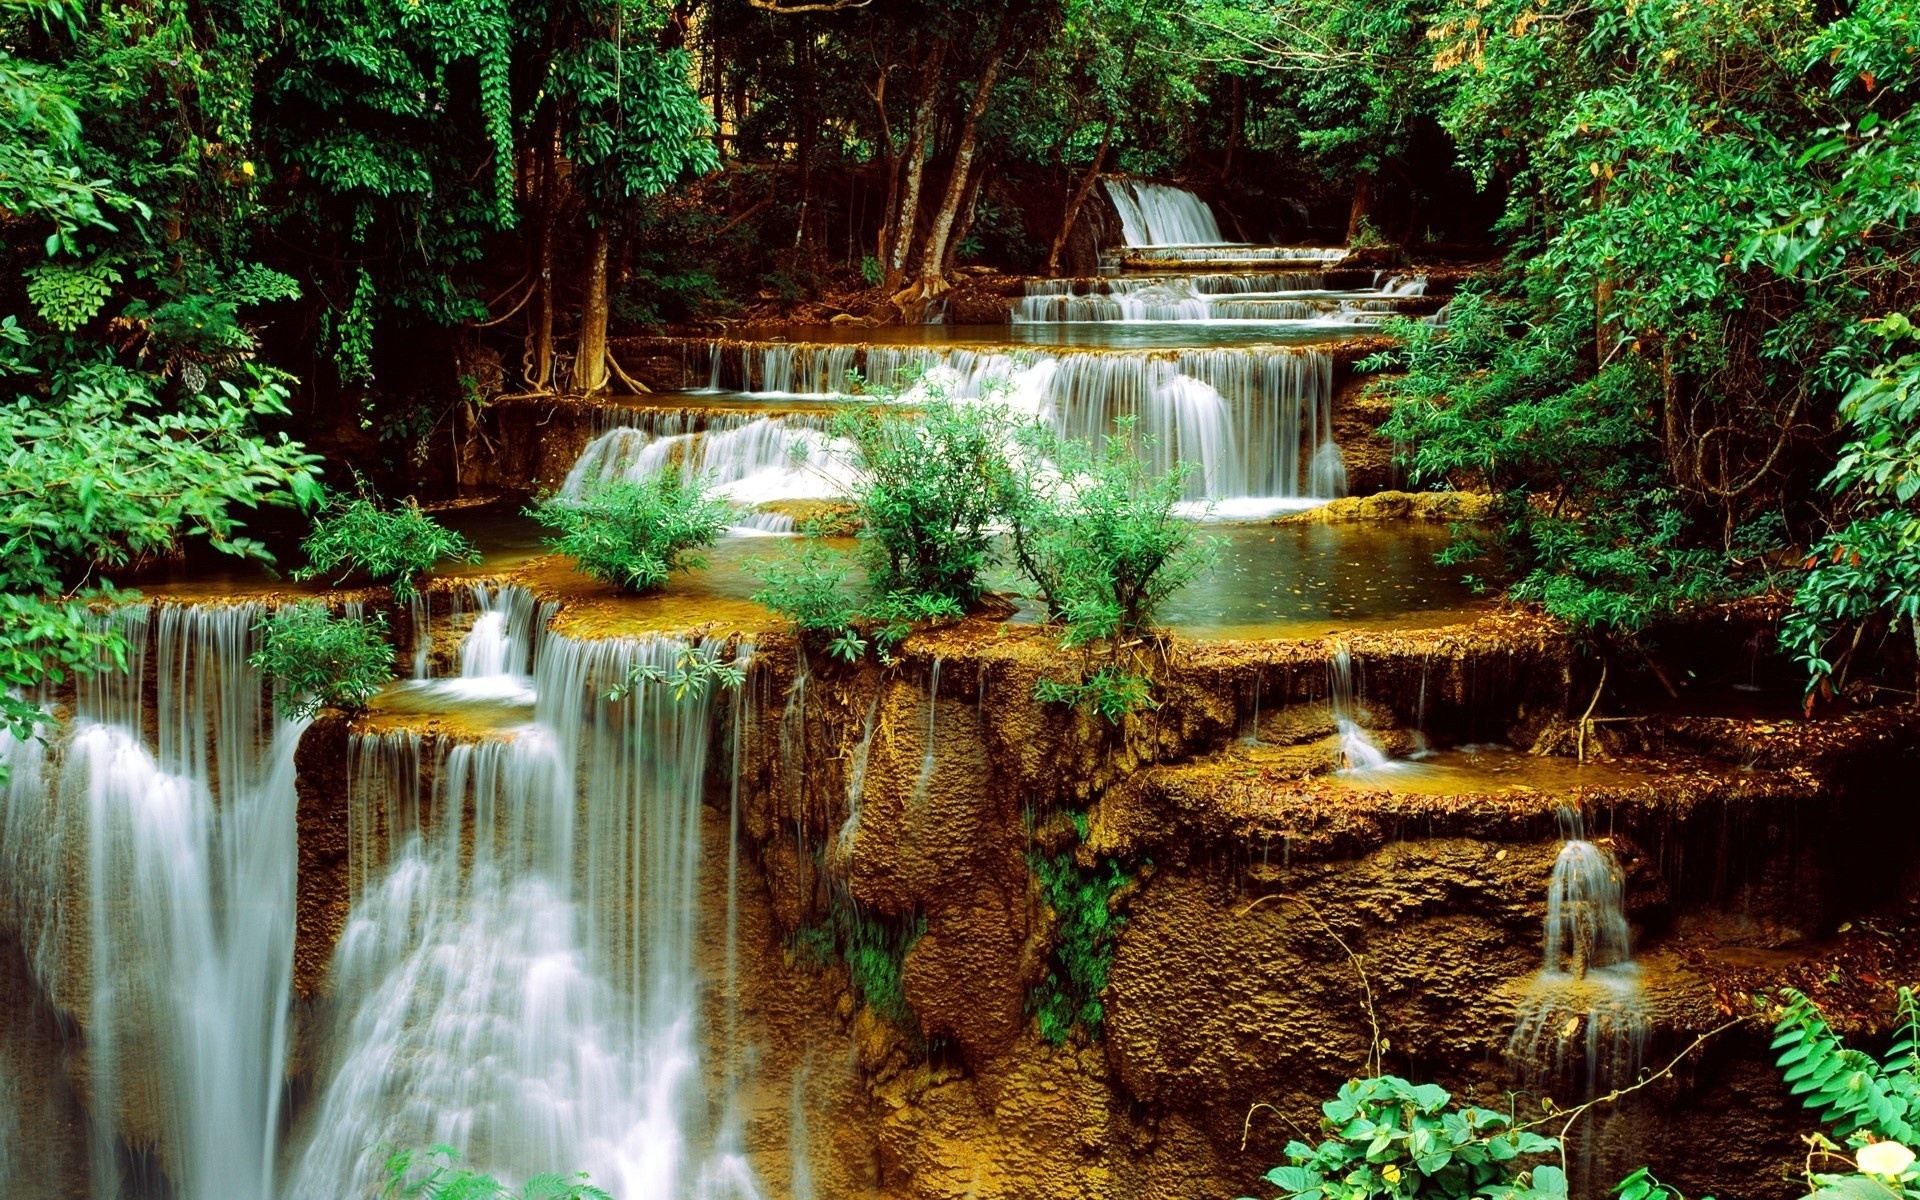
[2, 0, 1916, 723]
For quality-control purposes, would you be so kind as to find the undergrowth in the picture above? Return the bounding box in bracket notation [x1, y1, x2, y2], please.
[790, 893, 926, 1029]
[1028, 836, 1132, 1045]
[250, 604, 394, 721]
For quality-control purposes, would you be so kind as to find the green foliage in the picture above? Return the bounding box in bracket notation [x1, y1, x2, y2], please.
[1774, 987, 1920, 1197]
[790, 896, 925, 1029]
[529, 473, 732, 594]
[0, 589, 128, 743]
[377, 1144, 611, 1200]
[606, 646, 747, 703]
[293, 494, 477, 601]
[836, 385, 1012, 611]
[1028, 848, 1129, 1043]
[1610, 1168, 1697, 1200]
[1033, 665, 1158, 724]
[1245, 1076, 1564, 1200]
[1006, 416, 1217, 646]
[249, 604, 394, 722]
[752, 542, 869, 662]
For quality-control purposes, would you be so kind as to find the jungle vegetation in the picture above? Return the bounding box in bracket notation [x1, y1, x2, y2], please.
[1, 0, 1916, 733]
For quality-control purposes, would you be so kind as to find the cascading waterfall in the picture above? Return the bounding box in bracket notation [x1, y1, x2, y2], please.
[1013, 274, 1425, 324]
[691, 340, 1343, 508]
[290, 631, 752, 1200]
[1507, 808, 1651, 1189]
[0, 602, 304, 1200]
[563, 409, 853, 513]
[1328, 644, 1390, 772]
[1102, 178, 1228, 246]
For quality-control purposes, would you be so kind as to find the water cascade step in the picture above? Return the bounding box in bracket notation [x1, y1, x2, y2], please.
[579, 340, 1347, 513]
[1103, 178, 1229, 247]
[289, 631, 751, 1199]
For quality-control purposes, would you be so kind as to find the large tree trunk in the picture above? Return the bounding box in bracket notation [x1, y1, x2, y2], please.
[942, 161, 990, 274]
[872, 66, 901, 268]
[574, 223, 611, 394]
[1219, 76, 1243, 182]
[1045, 118, 1113, 275]
[918, 26, 1009, 284]
[1345, 171, 1376, 244]
[885, 38, 948, 289]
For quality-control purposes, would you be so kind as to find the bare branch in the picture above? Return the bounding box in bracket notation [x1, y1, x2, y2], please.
[746, 0, 871, 12]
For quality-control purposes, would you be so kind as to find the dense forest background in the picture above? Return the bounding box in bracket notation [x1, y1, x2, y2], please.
[2, 0, 1916, 724]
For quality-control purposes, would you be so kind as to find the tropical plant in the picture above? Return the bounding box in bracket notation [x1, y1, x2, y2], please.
[1006, 416, 1217, 646]
[1244, 1076, 1565, 1200]
[752, 542, 869, 662]
[528, 473, 732, 593]
[1772, 986, 1920, 1197]
[250, 604, 395, 721]
[790, 894, 926, 1029]
[1028, 845, 1130, 1043]
[294, 494, 478, 600]
[377, 1144, 611, 1200]
[606, 645, 748, 702]
[1033, 666, 1159, 724]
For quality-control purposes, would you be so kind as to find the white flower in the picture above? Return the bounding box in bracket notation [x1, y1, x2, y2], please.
[1856, 1141, 1916, 1177]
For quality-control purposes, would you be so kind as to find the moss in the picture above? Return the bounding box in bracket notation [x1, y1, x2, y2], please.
[791, 894, 926, 1029]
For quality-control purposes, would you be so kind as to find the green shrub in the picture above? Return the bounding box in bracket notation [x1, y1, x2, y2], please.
[527, 472, 731, 593]
[1033, 666, 1159, 724]
[1029, 848, 1130, 1044]
[250, 604, 393, 720]
[293, 495, 478, 601]
[835, 384, 1013, 610]
[752, 542, 869, 662]
[1248, 1076, 1565, 1200]
[1772, 985, 1920, 1195]
[377, 1145, 609, 1200]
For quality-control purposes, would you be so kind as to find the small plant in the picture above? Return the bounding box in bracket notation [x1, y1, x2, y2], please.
[835, 384, 1013, 610]
[1006, 417, 1217, 647]
[1028, 847, 1131, 1044]
[1245, 1076, 1564, 1200]
[528, 472, 731, 593]
[1772, 986, 1920, 1197]
[789, 893, 925, 1028]
[250, 604, 393, 720]
[377, 1144, 610, 1200]
[294, 494, 478, 600]
[1034, 665, 1159, 724]
[859, 255, 884, 287]
[753, 542, 868, 662]
[605, 645, 747, 702]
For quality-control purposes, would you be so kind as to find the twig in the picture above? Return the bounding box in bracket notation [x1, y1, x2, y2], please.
[1530, 1013, 1759, 1177]
[1577, 661, 1606, 765]
[1238, 892, 1383, 1077]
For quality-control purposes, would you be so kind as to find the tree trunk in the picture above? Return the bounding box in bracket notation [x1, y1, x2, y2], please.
[1046, 119, 1112, 276]
[1219, 76, 1243, 182]
[1345, 171, 1376, 244]
[872, 66, 901, 268]
[574, 224, 611, 394]
[943, 161, 990, 273]
[885, 38, 948, 288]
[918, 27, 1009, 284]
[528, 110, 560, 390]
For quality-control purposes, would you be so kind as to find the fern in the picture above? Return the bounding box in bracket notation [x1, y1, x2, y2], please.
[1774, 987, 1920, 1144]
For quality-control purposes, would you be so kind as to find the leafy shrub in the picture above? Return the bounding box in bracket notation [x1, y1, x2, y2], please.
[528, 473, 731, 593]
[1773, 985, 1920, 1196]
[790, 895, 925, 1028]
[294, 494, 477, 600]
[835, 386, 1013, 609]
[606, 644, 747, 702]
[377, 1144, 609, 1200]
[1028, 848, 1130, 1044]
[1006, 416, 1217, 646]
[1247, 1076, 1565, 1200]
[1034, 666, 1159, 724]
[250, 604, 393, 720]
[752, 542, 868, 662]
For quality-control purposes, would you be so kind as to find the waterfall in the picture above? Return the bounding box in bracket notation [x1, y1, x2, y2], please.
[834, 695, 882, 862]
[908, 659, 941, 819]
[291, 633, 751, 1200]
[1508, 809, 1651, 1186]
[688, 341, 1341, 508]
[0, 602, 303, 1200]
[563, 411, 853, 515]
[1328, 645, 1390, 772]
[1102, 179, 1227, 246]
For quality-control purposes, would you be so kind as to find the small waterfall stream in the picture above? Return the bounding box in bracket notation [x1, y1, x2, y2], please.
[1103, 178, 1228, 246]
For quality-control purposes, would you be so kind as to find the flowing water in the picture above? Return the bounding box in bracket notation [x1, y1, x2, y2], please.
[0, 603, 304, 1200]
